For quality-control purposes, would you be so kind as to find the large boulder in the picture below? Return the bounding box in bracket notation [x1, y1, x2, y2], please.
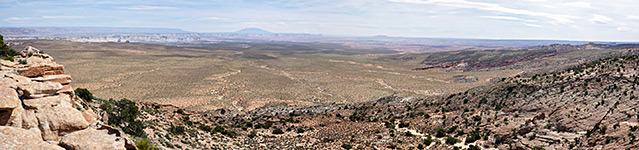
[0, 87, 21, 126]
[34, 102, 90, 141]
[60, 125, 137, 150]
[18, 81, 63, 98]
[0, 126, 64, 150]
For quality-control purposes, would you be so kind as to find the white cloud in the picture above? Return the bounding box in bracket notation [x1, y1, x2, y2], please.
[525, 23, 543, 28]
[628, 15, 639, 20]
[199, 17, 222, 21]
[480, 16, 537, 22]
[560, 2, 593, 8]
[3, 17, 34, 22]
[388, 0, 579, 24]
[42, 16, 86, 19]
[590, 14, 613, 24]
[117, 5, 178, 10]
[617, 26, 639, 32]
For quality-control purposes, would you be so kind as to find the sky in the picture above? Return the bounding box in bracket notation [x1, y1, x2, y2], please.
[1, 0, 639, 41]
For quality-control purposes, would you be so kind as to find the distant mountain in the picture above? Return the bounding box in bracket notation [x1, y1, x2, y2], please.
[234, 28, 271, 34]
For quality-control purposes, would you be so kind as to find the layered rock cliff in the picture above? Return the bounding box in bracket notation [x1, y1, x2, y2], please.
[0, 46, 135, 149]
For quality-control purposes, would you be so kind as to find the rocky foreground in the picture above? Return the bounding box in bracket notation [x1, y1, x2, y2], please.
[0, 46, 135, 149]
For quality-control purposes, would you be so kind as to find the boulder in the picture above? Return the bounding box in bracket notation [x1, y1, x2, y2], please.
[21, 46, 41, 57]
[34, 104, 90, 141]
[0, 87, 20, 126]
[60, 125, 136, 150]
[19, 81, 63, 98]
[0, 126, 64, 150]
[0, 87, 20, 109]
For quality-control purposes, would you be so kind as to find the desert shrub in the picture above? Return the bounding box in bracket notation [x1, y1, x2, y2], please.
[74, 88, 93, 102]
[341, 144, 352, 149]
[135, 138, 155, 150]
[296, 128, 305, 133]
[468, 145, 481, 150]
[445, 136, 460, 145]
[435, 127, 447, 137]
[100, 98, 146, 137]
[18, 59, 27, 64]
[212, 126, 237, 137]
[3, 56, 13, 61]
[272, 128, 284, 134]
[168, 125, 185, 135]
[424, 135, 434, 146]
[465, 131, 481, 143]
[198, 125, 212, 132]
[398, 121, 410, 128]
[248, 131, 257, 138]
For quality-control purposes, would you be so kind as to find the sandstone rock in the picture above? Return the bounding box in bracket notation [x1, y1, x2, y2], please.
[35, 104, 90, 141]
[19, 81, 63, 98]
[21, 46, 41, 57]
[0, 60, 16, 68]
[19, 66, 45, 77]
[58, 84, 74, 97]
[0, 87, 21, 126]
[0, 87, 20, 109]
[17, 64, 64, 77]
[0, 126, 64, 150]
[32, 74, 72, 85]
[60, 125, 136, 150]
[81, 108, 97, 125]
[26, 56, 45, 64]
[44, 70, 65, 75]
[22, 95, 65, 109]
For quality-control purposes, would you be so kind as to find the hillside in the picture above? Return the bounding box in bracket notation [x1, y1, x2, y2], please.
[106, 49, 639, 149]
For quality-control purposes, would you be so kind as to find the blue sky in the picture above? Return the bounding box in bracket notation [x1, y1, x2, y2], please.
[1, 0, 639, 41]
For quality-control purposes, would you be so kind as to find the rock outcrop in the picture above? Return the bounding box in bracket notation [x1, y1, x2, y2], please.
[0, 46, 135, 149]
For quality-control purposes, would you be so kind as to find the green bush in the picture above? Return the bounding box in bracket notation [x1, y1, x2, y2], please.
[74, 88, 93, 102]
[213, 126, 237, 137]
[341, 144, 352, 149]
[100, 99, 146, 137]
[168, 125, 186, 135]
[198, 125, 212, 132]
[0, 35, 19, 57]
[445, 136, 460, 145]
[435, 127, 447, 137]
[424, 135, 433, 146]
[135, 138, 155, 150]
[272, 128, 284, 134]
[3, 56, 13, 61]
[18, 59, 27, 64]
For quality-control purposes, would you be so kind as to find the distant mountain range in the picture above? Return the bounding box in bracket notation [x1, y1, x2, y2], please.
[1, 27, 635, 52]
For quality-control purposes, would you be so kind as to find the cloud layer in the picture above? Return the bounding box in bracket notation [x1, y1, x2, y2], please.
[1, 0, 638, 41]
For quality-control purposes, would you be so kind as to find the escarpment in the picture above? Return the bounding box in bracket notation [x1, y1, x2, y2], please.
[0, 46, 136, 150]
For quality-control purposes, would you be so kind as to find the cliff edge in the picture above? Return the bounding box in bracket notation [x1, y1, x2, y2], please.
[0, 46, 136, 150]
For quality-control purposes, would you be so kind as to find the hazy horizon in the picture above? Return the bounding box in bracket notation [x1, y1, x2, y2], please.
[2, 0, 639, 41]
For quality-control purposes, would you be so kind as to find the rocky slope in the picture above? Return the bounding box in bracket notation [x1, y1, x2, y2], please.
[0, 46, 135, 149]
[125, 49, 639, 149]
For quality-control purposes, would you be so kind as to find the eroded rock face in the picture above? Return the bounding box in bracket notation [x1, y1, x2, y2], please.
[0, 46, 135, 149]
[60, 125, 129, 150]
[0, 126, 64, 150]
